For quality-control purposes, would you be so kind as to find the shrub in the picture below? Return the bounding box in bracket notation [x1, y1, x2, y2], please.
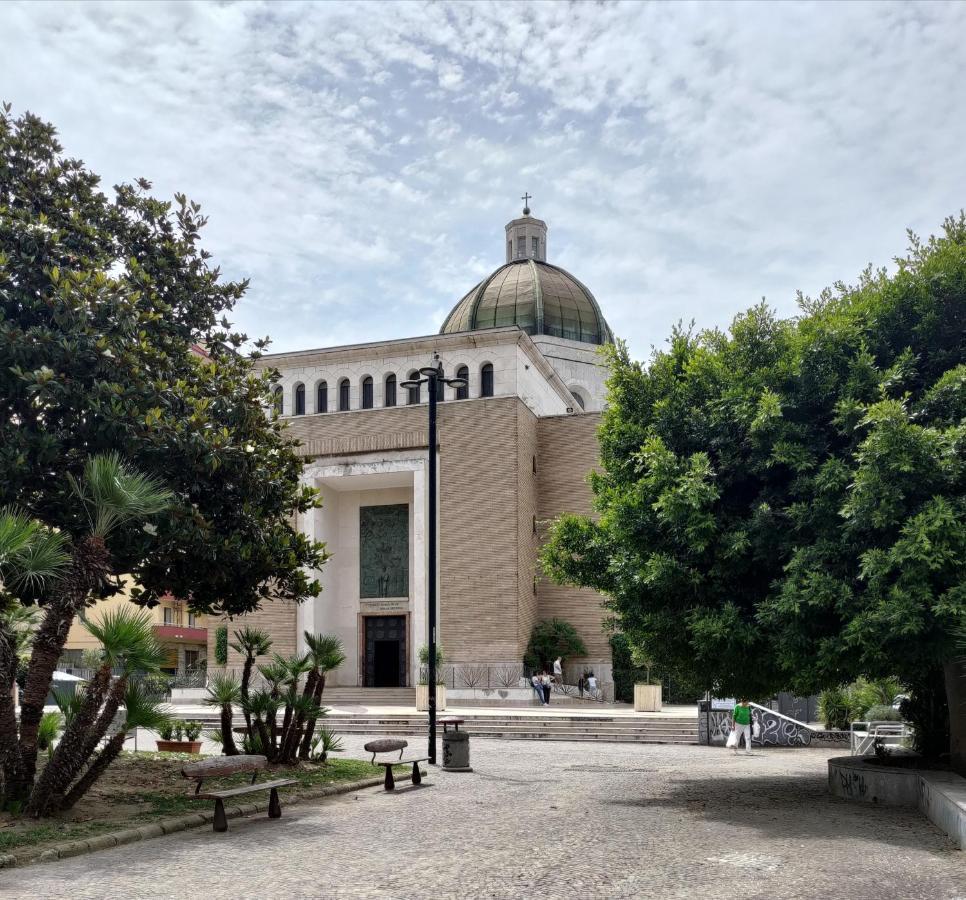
[865, 705, 901, 722]
[524, 619, 586, 672]
[215, 626, 228, 665]
[37, 712, 63, 755]
[183, 721, 203, 741]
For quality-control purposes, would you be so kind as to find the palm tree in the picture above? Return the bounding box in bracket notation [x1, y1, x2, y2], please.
[229, 626, 272, 732]
[62, 680, 172, 810]
[298, 634, 346, 759]
[205, 671, 241, 756]
[27, 605, 165, 816]
[0, 510, 68, 810]
[13, 454, 169, 809]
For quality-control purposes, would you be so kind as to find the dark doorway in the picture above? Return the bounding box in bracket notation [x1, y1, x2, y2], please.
[364, 616, 407, 687]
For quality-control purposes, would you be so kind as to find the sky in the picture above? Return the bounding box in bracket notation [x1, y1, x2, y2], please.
[2, 0, 965, 360]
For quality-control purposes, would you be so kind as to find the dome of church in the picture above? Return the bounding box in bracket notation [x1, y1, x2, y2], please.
[440, 205, 613, 346]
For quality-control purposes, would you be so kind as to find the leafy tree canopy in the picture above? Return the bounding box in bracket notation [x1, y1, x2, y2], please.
[524, 618, 587, 672]
[0, 104, 327, 616]
[544, 215, 966, 719]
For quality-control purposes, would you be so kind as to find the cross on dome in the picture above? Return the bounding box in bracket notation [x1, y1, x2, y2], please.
[521, 192, 531, 215]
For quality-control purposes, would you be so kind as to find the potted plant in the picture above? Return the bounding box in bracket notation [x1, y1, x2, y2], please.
[156, 720, 204, 753]
[632, 650, 662, 712]
[416, 644, 446, 712]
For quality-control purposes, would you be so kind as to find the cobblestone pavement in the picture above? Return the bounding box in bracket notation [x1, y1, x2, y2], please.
[3, 737, 963, 900]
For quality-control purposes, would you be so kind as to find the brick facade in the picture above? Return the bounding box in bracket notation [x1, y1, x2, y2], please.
[213, 399, 611, 677]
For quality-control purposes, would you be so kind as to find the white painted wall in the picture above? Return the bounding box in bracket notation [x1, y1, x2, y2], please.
[274, 334, 573, 418]
[531, 335, 610, 411]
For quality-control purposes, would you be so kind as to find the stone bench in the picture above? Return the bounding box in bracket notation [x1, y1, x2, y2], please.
[364, 738, 429, 792]
[181, 755, 296, 832]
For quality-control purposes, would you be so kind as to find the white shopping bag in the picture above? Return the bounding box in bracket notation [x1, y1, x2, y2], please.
[726, 728, 739, 749]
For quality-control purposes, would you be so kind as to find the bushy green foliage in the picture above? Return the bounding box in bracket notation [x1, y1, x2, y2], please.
[36, 712, 62, 754]
[543, 214, 966, 758]
[182, 721, 203, 741]
[865, 705, 901, 722]
[214, 626, 228, 665]
[524, 619, 587, 672]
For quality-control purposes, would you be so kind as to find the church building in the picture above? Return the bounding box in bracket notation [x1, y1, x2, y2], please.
[216, 205, 616, 696]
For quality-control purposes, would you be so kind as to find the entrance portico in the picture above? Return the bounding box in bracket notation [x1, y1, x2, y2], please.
[297, 454, 428, 688]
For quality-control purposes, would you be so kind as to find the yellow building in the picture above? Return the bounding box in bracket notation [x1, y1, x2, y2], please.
[63, 584, 208, 674]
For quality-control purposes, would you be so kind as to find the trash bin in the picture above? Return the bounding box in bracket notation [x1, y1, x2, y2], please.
[440, 717, 472, 772]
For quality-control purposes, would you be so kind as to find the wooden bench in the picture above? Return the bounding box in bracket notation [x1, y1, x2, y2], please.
[364, 739, 429, 792]
[181, 755, 297, 832]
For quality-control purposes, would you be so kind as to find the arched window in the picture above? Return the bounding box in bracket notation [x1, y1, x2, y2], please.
[481, 363, 494, 397]
[362, 376, 373, 409]
[273, 387, 283, 417]
[436, 377, 445, 403]
[407, 371, 420, 405]
[294, 383, 305, 416]
[339, 378, 350, 411]
[384, 374, 397, 407]
[317, 381, 328, 414]
[570, 388, 586, 410]
[456, 365, 469, 400]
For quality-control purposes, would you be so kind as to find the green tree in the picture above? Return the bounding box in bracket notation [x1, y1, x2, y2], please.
[229, 626, 273, 734]
[543, 215, 966, 769]
[0, 105, 328, 811]
[524, 619, 587, 673]
[205, 671, 242, 756]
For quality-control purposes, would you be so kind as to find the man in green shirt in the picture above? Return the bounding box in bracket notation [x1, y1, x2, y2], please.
[732, 699, 753, 755]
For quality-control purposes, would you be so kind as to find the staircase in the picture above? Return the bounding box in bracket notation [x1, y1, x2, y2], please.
[314, 713, 697, 744]
[320, 687, 417, 705]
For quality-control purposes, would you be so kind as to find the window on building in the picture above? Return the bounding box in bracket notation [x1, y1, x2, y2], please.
[407, 371, 420, 405]
[507, 240, 512, 259]
[184, 649, 200, 670]
[362, 376, 374, 409]
[272, 387, 283, 417]
[572, 390, 586, 410]
[456, 365, 469, 400]
[532, 236, 539, 257]
[163, 607, 174, 625]
[339, 378, 350, 411]
[532, 455, 537, 474]
[481, 363, 494, 397]
[533, 515, 537, 534]
[294, 383, 305, 415]
[188, 612, 197, 627]
[317, 381, 328, 413]
[384, 374, 397, 407]
[516, 236, 526, 258]
[436, 377, 445, 403]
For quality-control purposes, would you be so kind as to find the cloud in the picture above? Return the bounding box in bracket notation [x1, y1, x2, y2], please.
[1, 0, 964, 360]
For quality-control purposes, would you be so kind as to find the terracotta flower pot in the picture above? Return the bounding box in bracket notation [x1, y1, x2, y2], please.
[156, 740, 203, 754]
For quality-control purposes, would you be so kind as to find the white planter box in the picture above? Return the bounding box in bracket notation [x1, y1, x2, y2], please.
[416, 684, 446, 712]
[634, 683, 662, 712]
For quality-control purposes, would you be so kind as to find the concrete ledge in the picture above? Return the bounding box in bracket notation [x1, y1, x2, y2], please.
[829, 755, 966, 849]
[0, 769, 423, 869]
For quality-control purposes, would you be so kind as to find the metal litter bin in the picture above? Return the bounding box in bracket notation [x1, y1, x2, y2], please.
[440, 717, 472, 772]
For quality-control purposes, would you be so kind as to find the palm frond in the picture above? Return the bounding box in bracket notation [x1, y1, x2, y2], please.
[53, 687, 85, 728]
[229, 625, 272, 657]
[69, 453, 172, 539]
[122, 680, 173, 732]
[81, 605, 166, 673]
[205, 670, 242, 706]
[0, 509, 69, 596]
[303, 633, 347, 672]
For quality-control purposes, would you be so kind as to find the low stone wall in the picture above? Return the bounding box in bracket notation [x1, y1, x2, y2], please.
[828, 755, 966, 849]
[447, 688, 542, 707]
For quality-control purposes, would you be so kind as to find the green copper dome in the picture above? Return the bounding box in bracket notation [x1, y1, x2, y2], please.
[440, 258, 613, 345]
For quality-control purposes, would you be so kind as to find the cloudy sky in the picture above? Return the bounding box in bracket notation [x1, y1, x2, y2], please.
[3, 1, 964, 359]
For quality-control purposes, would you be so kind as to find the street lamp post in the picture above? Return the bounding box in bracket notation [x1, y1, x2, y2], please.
[402, 354, 466, 764]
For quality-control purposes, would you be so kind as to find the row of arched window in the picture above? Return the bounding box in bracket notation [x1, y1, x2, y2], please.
[274, 363, 495, 416]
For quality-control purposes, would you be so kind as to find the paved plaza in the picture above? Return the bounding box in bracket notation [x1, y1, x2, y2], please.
[2, 736, 963, 900]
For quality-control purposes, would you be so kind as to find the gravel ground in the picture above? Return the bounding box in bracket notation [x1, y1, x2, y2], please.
[2, 735, 963, 900]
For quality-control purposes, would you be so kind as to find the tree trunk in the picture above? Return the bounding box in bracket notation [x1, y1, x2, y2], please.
[284, 671, 318, 762]
[220, 704, 238, 756]
[240, 655, 254, 733]
[60, 730, 126, 811]
[0, 621, 24, 808]
[13, 536, 109, 807]
[944, 656, 966, 776]
[298, 672, 326, 760]
[26, 664, 116, 817]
